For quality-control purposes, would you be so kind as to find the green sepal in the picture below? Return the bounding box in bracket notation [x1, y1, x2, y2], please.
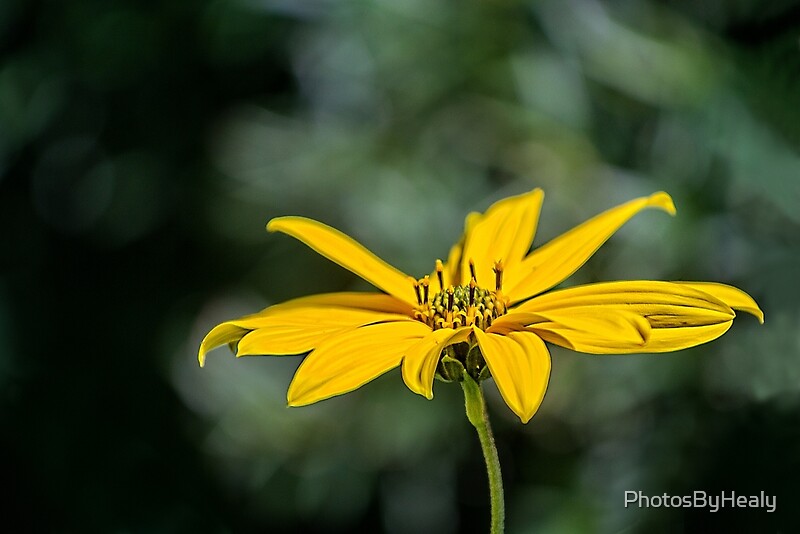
[478, 363, 492, 381]
[465, 344, 489, 381]
[436, 354, 466, 382]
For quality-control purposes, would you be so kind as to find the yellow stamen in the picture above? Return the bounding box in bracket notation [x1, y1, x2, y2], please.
[483, 308, 493, 327]
[493, 260, 504, 291]
[467, 277, 477, 327]
[470, 277, 478, 305]
[446, 288, 454, 327]
[419, 281, 505, 331]
[435, 259, 444, 290]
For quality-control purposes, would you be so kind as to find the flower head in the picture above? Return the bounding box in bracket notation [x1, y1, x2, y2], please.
[199, 190, 763, 423]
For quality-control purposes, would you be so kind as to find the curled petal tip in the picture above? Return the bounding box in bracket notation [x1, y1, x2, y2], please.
[744, 297, 765, 324]
[266, 216, 302, 233]
[728, 298, 764, 324]
[678, 282, 764, 325]
[266, 217, 286, 232]
[648, 192, 677, 216]
[198, 322, 246, 367]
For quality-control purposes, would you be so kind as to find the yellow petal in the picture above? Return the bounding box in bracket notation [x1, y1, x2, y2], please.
[473, 328, 551, 424]
[535, 321, 733, 353]
[261, 292, 414, 316]
[401, 327, 472, 399]
[518, 280, 732, 316]
[287, 321, 432, 406]
[237, 324, 350, 356]
[460, 189, 545, 290]
[268, 217, 417, 305]
[237, 306, 411, 329]
[676, 282, 764, 324]
[236, 309, 414, 356]
[444, 242, 462, 288]
[517, 281, 737, 354]
[198, 323, 248, 367]
[504, 192, 676, 303]
[638, 321, 733, 352]
[485, 311, 548, 334]
[491, 309, 651, 347]
[198, 293, 413, 364]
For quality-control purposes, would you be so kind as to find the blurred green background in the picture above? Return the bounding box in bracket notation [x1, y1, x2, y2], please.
[2, 0, 799, 532]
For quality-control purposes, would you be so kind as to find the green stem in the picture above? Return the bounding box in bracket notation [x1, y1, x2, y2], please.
[461, 375, 504, 534]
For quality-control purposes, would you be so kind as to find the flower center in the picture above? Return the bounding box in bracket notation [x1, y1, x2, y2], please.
[412, 259, 508, 330]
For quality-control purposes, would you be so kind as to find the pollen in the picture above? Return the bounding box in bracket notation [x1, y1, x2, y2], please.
[413, 259, 508, 330]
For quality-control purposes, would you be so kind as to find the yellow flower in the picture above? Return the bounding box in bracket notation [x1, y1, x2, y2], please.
[199, 190, 763, 423]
